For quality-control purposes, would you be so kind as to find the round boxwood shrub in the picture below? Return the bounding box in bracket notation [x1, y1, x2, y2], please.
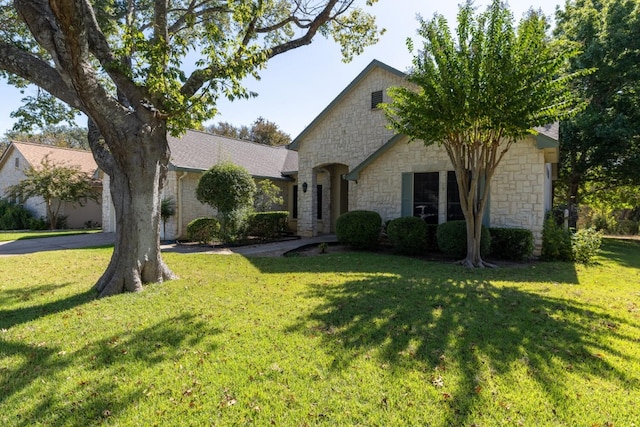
[336, 210, 382, 250]
[387, 216, 427, 255]
[187, 217, 219, 244]
[489, 227, 534, 261]
[436, 220, 491, 259]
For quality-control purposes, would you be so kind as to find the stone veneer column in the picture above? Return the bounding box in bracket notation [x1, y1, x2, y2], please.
[296, 165, 317, 237]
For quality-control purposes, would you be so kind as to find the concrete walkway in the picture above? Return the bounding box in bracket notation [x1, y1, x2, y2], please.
[0, 232, 337, 257]
[162, 234, 337, 256]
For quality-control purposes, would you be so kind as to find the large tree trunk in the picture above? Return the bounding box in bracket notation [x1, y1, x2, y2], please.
[91, 124, 176, 298]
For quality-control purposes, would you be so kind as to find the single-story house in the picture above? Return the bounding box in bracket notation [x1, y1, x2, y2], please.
[0, 141, 102, 228]
[101, 129, 299, 239]
[287, 59, 559, 253]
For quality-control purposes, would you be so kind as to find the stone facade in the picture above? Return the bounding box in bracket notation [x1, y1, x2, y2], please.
[353, 135, 550, 252]
[293, 63, 407, 236]
[290, 60, 557, 254]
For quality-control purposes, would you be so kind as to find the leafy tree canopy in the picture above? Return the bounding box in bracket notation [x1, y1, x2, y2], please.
[383, 0, 584, 267]
[0, 0, 383, 296]
[207, 116, 291, 145]
[2, 125, 90, 150]
[554, 0, 640, 215]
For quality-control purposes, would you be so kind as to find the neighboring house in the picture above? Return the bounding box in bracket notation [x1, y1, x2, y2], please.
[288, 59, 559, 253]
[0, 141, 102, 228]
[101, 129, 298, 239]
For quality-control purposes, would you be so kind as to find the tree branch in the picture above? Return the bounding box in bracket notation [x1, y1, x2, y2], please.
[0, 42, 83, 111]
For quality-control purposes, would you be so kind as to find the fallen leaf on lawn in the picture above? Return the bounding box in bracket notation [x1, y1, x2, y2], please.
[432, 375, 444, 387]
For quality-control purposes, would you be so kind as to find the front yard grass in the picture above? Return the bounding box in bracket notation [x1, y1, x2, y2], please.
[0, 239, 638, 426]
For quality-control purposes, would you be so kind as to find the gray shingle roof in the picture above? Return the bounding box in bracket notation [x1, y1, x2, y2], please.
[534, 122, 559, 141]
[168, 129, 297, 180]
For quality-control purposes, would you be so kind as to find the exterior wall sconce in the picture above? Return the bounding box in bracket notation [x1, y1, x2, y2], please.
[302, 182, 308, 193]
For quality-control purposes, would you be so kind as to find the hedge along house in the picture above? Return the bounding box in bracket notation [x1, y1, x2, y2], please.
[101, 129, 298, 240]
[288, 60, 559, 253]
[0, 141, 102, 228]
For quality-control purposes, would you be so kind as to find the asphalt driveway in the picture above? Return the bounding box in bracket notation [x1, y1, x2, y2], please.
[0, 232, 336, 257]
[0, 232, 116, 256]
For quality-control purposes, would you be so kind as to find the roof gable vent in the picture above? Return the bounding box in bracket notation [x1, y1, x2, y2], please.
[371, 90, 383, 109]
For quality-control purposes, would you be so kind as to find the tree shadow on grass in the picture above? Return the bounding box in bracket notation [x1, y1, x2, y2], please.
[250, 251, 580, 284]
[0, 286, 95, 330]
[600, 238, 640, 269]
[286, 273, 639, 425]
[1, 313, 221, 426]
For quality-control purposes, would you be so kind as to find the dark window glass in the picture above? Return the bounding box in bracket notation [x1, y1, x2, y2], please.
[317, 185, 323, 220]
[413, 172, 439, 224]
[447, 171, 465, 221]
[292, 185, 298, 219]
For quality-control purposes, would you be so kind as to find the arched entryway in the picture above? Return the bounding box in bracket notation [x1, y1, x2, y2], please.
[296, 163, 350, 236]
[323, 163, 349, 233]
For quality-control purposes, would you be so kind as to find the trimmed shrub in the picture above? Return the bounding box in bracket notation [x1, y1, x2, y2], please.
[0, 199, 34, 230]
[541, 216, 572, 261]
[187, 217, 219, 244]
[436, 220, 490, 259]
[425, 224, 439, 252]
[489, 227, 534, 261]
[572, 227, 602, 264]
[387, 216, 427, 255]
[336, 210, 382, 250]
[247, 211, 288, 240]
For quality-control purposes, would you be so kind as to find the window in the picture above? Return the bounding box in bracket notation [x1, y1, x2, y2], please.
[402, 171, 482, 224]
[292, 185, 298, 219]
[413, 172, 439, 224]
[316, 185, 323, 220]
[14, 157, 19, 168]
[447, 171, 465, 221]
[371, 90, 383, 109]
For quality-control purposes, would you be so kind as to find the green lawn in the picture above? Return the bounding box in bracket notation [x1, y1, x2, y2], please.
[1, 239, 638, 426]
[0, 229, 101, 242]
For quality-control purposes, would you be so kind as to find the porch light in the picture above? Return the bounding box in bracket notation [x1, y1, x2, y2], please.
[302, 182, 308, 193]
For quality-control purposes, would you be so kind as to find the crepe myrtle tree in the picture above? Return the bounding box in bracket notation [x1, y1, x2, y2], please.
[383, 0, 585, 268]
[0, 0, 382, 297]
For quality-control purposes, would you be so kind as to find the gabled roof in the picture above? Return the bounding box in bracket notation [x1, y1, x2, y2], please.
[0, 141, 98, 175]
[534, 123, 559, 148]
[168, 129, 297, 180]
[345, 124, 561, 181]
[288, 59, 407, 150]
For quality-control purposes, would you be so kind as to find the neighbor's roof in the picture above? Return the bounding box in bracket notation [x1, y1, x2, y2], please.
[0, 141, 98, 175]
[168, 129, 297, 180]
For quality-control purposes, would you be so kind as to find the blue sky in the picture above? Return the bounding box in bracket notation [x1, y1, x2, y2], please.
[0, 0, 563, 140]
